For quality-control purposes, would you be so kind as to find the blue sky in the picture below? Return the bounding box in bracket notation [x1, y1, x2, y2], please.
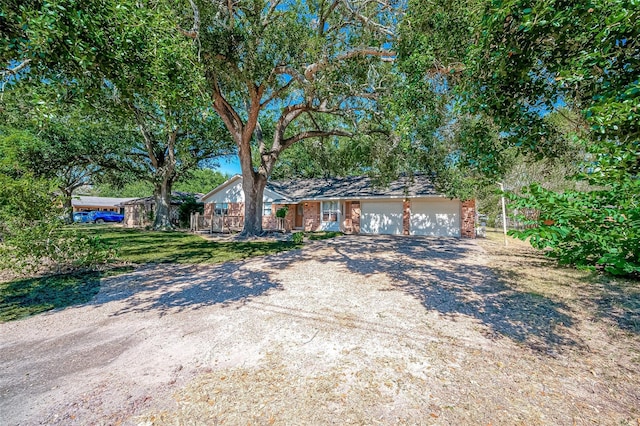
[214, 155, 242, 176]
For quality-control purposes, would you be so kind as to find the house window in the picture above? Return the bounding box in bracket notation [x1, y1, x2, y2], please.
[263, 202, 272, 216]
[322, 201, 340, 222]
[214, 203, 229, 216]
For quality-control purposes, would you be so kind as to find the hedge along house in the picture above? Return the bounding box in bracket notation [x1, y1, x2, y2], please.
[200, 175, 476, 238]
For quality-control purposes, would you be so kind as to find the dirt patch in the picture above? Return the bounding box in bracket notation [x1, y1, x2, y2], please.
[1, 236, 639, 425]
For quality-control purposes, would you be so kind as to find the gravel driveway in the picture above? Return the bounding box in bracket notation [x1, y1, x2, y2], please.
[1, 235, 638, 425]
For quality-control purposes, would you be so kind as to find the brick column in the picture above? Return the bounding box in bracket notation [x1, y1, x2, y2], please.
[403, 200, 410, 235]
[303, 202, 321, 231]
[461, 199, 476, 238]
[351, 201, 360, 234]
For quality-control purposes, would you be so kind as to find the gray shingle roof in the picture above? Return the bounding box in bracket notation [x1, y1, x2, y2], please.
[72, 196, 137, 208]
[267, 175, 438, 201]
[121, 192, 203, 206]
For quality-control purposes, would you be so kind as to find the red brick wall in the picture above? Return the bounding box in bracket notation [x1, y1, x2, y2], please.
[403, 200, 410, 235]
[203, 203, 213, 217]
[124, 204, 148, 228]
[204, 202, 244, 218]
[262, 215, 276, 229]
[351, 201, 360, 234]
[229, 202, 244, 216]
[264, 203, 293, 230]
[303, 202, 321, 231]
[461, 199, 476, 238]
[283, 204, 295, 231]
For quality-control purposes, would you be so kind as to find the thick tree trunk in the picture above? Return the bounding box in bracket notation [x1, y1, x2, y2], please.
[153, 179, 174, 230]
[240, 171, 267, 237]
[62, 190, 73, 224]
[213, 86, 271, 237]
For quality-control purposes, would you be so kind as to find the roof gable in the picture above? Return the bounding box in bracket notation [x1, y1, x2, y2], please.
[200, 175, 242, 203]
[200, 175, 290, 203]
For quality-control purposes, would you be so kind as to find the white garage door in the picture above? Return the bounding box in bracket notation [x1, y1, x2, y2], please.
[410, 199, 461, 237]
[360, 201, 404, 235]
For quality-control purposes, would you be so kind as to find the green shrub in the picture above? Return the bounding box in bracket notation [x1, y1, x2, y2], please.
[509, 177, 640, 277]
[178, 196, 204, 227]
[292, 232, 304, 244]
[275, 206, 289, 219]
[0, 174, 115, 275]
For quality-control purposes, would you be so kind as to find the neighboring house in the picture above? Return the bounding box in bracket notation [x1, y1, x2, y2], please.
[72, 196, 137, 214]
[200, 175, 476, 238]
[121, 192, 201, 228]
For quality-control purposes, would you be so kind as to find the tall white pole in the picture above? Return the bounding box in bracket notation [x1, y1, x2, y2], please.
[498, 182, 508, 247]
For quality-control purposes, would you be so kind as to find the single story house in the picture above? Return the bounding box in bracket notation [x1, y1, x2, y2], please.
[200, 175, 475, 238]
[72, 196, 137, 214]
[120, 192, 202, 228]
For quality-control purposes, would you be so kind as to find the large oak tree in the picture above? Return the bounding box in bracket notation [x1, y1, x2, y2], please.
[182, 0, 400, 236]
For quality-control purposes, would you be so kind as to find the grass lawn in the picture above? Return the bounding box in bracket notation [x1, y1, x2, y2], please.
[0, 267, 134, 322]
[79, 225, 301, 264]
[1, 225, 302, 322]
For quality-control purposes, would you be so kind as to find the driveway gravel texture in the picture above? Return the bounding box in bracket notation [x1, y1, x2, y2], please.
[1, 235, 638, 425]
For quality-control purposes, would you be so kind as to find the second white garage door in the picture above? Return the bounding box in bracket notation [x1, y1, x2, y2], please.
[360, 201, 404, 235]
[410, 199, 461, 237]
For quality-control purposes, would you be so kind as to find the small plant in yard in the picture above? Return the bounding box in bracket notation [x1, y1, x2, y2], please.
[275, 206, 288, 219]
[0, 175, 116, 275]
[308, 231, 342, 241]
[292, 232, 304, 244]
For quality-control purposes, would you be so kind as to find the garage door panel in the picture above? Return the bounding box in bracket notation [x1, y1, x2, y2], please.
[361, 201, 403, 235]
[410, 200, 460, 237]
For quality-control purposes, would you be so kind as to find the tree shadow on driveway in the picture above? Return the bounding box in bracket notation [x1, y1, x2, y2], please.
[93, 235, 579, 353]
[97, 261, 291, 317]
[306, 236, 580, 354]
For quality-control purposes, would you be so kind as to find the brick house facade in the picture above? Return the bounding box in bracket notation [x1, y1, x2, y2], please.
[200, 175, 475, 238]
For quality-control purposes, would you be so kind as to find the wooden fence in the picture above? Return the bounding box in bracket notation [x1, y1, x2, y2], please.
[190, 212, 244, 233]
[190, 213, 288, 233]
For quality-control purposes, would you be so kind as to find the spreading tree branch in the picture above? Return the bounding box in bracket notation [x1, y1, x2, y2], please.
[281, 129, 352, 151]
[263, 0, 283, 26]
[339, 0, 395, 37]
[2, 59, 31, 76]
[179, 0, 200, 39]
[304, 48, 395, 81]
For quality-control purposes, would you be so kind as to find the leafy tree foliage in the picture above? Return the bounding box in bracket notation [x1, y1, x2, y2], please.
[174, 168, 227, 194]
[93, 181, 154, 199]
[478, 109, 591, 225]
[95, 168, 227, 197]
[0, 86, 136, 222]
[401, 0, 639, 275]
[271, 136, 376, 179]
[3, 0, 233, 229]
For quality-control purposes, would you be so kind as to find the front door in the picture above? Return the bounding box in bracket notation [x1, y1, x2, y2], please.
[295, 204, 303, 228]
